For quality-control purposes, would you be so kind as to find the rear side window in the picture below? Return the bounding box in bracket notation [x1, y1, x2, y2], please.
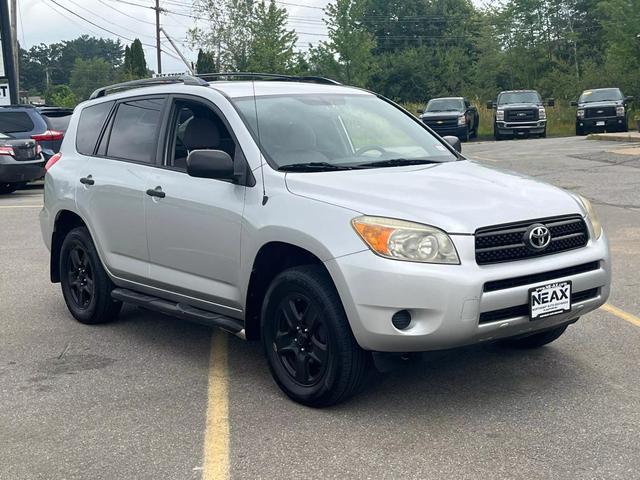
[106, 98, 164, 164]
[76, 101, 114, 155]
[0, 111, 35, 133]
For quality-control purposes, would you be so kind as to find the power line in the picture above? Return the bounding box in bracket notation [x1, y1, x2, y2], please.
[96, 0, 156, 25]
[61, 0, 157, 39]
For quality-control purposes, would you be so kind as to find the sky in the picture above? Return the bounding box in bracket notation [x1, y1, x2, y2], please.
[18, 0, 332, 73]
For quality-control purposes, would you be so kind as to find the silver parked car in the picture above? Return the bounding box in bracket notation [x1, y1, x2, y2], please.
[40, 74, 611, 406]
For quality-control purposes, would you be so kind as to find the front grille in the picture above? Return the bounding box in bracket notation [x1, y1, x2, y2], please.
[423, 118, 458, 128]
[475, 215, 589, 265]
[585, 106, 616, 118]
[505, 108, 538, 122]
[479, 288, 599, 324]
[483, 261, 600, 292]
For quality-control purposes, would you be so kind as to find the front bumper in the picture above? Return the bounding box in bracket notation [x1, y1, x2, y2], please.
[496, 120, 546, 135]
[577, 117, 626, 131]
[326, 231, 610, 352]
[0, 158, 45, 184]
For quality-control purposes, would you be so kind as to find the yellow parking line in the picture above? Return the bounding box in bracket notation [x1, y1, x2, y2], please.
[601, 303, 640, 328]
[0, 205, 42, 208]
[202, 330, 230, 480]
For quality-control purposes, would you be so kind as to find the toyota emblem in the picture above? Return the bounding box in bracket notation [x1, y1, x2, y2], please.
[526, 224, 551, 250]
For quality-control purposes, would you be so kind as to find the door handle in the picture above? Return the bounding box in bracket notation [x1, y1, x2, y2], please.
[146, 186, 166, 198]
[79, 175, 94, 186]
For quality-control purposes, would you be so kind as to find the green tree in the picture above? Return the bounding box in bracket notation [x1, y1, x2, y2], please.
[309, 0, 376, 86]
[70, 57, 115, 101]
[129, 39, 147, 78]
[196, 49, 217, 73]
[44, 85, 77, 108]
[246, 0, 297, 72]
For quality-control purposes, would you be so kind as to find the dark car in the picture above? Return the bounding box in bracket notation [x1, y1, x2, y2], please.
[418, 97, 478, 141]
[0, 105, 73, 160]
[487, 90, 554, 140]
[572, 88, 632, 135]
[0, 132, 45, 194]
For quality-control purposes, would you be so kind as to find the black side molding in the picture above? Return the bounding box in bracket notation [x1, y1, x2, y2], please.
[111, 288, 244, 335]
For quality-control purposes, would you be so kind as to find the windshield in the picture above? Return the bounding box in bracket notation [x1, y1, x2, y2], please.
[497, 92, 541, 105]
[579, 88, 623, 103]
[426, 98, 464, 112]
[233, 94, 457, 170]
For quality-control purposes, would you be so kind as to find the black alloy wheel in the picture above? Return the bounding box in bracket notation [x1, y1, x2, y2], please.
[65, 243, 95, 310]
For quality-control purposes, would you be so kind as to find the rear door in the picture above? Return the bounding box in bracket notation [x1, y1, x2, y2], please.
[75, 96, 167, 283]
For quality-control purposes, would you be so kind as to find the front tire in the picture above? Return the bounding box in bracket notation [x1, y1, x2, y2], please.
[262, 265, 370, 407]
[60, 226, 122, 324]
[500, 324, 569, 349]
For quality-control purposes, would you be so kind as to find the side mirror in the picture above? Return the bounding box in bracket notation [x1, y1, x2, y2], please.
[570, 100, 578, 107]
[186, 149, 235, 181]
[417, 109, 424, 114]
[625, 96, 634, 103]
[547, 98, 555, 107]
[486, 101, 494, 109]
[442, 135, 461, 153]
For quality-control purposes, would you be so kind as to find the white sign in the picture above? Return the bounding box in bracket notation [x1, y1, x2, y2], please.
[0, 83, 10, 106]
[0, 45, 4, 77]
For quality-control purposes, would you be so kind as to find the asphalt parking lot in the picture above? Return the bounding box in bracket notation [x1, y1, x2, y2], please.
[1, 136, 639, 480]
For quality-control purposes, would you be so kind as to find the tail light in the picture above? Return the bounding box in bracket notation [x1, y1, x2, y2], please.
[0, 146, 14, 156]
[45, 152, 62, 171]
[32, 130, 64, 142]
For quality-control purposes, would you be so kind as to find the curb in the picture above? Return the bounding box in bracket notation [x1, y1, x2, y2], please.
[587, 132, 640, 142]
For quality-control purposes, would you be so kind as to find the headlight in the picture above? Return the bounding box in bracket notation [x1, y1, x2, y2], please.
[574, 194, 602, 239]
[351, 216, 460, 264]
[538, 107, 547, 119]
[496, 110, 504, 121]
[458, 115, 466, 126]
[577, 109, 585, 119]
[616, 105, 625, 116]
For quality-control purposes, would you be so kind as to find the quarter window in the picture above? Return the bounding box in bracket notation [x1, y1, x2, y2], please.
[106, 98, 164, 163]
[76, 101, 114, 155]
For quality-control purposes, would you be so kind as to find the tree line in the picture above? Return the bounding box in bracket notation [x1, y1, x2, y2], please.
[19, 0, 640, 107]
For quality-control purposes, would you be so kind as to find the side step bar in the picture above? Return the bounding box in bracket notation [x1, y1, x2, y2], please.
[111, 288, 245, 339]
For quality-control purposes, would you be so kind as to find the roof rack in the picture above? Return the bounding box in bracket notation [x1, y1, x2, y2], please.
[0, 104, 36, 109]
[89, 75, 209, 100]
[196, 72, 342, 85]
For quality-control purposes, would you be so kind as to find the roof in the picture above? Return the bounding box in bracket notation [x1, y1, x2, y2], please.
[499, 90, 539, 94]
[428, 96, 464, 101]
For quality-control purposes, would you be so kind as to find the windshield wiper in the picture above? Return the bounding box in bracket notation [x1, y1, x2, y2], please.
[355, 158, 441, 168]
[279, 162, 357, 172]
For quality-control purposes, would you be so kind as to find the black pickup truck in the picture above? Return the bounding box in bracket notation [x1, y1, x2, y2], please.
[572, 88, 632, 135]
[418, 97, 478, 141]
[487, 90, 554, 140]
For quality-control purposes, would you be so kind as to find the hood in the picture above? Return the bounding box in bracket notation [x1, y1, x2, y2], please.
[285, 161, 583, 234]
[498, 103, 542, 109]
[578, 100, 623, 108]
[420, 111, 462, 119]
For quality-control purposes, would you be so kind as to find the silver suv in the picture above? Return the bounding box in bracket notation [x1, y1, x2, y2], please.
[40, 74, 611, 406]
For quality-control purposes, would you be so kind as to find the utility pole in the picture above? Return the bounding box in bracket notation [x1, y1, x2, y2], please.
[154, 0, 162, 75]
[10, 0, 18, 99]
[160, 27, 193, 74]
[0, 0, 18, 104]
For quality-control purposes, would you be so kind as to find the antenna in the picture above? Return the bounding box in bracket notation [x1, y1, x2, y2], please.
[251, 78, 268, 206]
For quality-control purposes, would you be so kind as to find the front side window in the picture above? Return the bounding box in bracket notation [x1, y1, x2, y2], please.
[167, 99, 236, 171]
[426, 98, 464, 112]
[497, 92, 542, 105]
[579, 88, 623, 103]
[233, 94, 456, 170]
[106, 98, 164, 163]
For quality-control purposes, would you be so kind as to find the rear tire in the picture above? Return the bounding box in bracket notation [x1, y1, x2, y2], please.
[60, 226, 122, 324]
[262, 265, 370, 407]
[500, 324, 570, 349]
[0, 183, 19, 194]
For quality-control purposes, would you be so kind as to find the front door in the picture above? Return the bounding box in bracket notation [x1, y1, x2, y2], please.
[145, 97, 246, 315]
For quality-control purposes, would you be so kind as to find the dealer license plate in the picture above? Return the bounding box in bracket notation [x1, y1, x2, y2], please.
[529, 281, 572, 320]
[596, 121, 605, 126]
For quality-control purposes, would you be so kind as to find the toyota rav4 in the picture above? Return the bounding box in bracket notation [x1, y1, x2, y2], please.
[40, 74, 611, 407]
